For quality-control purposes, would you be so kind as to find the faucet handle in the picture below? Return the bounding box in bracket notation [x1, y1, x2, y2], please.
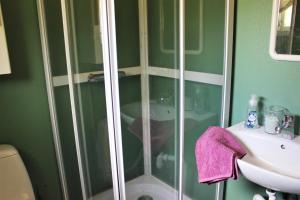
[282, 114, 294, 129]
[275, 114, 295, 139]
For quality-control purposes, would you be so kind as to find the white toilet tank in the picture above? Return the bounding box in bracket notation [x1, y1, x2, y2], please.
[0, 145, 35, 200]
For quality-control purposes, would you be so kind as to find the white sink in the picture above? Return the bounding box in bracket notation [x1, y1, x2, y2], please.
[121, 101, 175, 124]
[228, 122, 300, 195]
[121, 101, 215, 125]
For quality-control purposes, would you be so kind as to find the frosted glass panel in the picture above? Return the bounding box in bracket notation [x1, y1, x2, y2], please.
[43, 0, 114, 199]
[183, 81, 222, 199]
[116, 0, 181, 198]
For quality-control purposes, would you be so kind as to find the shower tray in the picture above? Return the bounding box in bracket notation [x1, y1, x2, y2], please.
[92, 175, 191, 200]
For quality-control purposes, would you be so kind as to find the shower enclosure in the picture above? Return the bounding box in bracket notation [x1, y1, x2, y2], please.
[37, 0, 234, 199]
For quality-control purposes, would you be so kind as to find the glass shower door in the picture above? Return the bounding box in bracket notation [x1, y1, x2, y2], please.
[38, 0, 233, 199]
[182, 0, 234, 199]
[38, 0, 120, 199]
[58, 0, 126, 199]
[111, 0, 182, 199]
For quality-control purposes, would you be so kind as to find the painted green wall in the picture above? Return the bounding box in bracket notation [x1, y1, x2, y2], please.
[3, 0, 299, 199]
[0, 0, 62, 199]
[226, 0, 300, 199]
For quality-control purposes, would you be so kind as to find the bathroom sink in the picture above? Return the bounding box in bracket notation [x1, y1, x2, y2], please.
[228, 123, 300, 195]
[121, 101, 175, 124]
[121, 101, 215, 125]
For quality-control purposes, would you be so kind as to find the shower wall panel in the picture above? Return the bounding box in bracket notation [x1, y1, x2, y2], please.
[42, 0, 142, 198]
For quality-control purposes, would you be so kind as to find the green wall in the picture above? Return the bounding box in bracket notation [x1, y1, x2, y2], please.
[3, 0, 299, 200]
[0, 0, 62, 200]
[226, 0, 300, 199]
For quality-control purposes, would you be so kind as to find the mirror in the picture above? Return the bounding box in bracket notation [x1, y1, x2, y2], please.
[270, 0, 300, 61]
[159, 0, 203, 55]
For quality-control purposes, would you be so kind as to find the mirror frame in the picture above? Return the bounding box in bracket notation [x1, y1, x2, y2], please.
[269, 0, 300, 61]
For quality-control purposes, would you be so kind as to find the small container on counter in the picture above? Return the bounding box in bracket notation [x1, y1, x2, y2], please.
[264, 105, 288, 134]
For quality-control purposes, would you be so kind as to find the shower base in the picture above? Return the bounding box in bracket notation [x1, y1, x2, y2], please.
[92, 175, 191, 200]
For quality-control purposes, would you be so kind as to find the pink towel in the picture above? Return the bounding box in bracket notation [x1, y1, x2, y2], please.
[195, 126, 246, 184]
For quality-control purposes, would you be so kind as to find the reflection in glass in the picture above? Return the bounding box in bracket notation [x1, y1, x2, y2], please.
[276, 0, 300, 54]
[42, 0, 229, 199]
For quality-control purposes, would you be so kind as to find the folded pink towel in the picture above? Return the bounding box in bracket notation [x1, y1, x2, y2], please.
[195, 126, 246, 184]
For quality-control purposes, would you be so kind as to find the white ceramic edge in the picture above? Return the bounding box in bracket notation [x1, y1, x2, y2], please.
[229, 122, 300, 195]
[228, 122, 300, 143]
[237, 158, 300, 195]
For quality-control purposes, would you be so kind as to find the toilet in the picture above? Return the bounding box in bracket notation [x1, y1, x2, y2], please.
[0, 145, 35, 200]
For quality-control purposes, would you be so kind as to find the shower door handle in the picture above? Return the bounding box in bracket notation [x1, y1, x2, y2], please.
[88, 70, 126, 82]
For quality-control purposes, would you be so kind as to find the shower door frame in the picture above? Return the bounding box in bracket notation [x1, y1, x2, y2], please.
[138, 0, 235, 200]
[37, 0, 235, 199]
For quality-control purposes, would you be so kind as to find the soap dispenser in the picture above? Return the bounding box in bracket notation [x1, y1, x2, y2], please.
[245, 94, 259, 129]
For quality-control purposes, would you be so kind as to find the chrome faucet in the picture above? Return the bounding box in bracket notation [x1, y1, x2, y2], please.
[275, 114, 295, 140]
[158, 89, 174, 105]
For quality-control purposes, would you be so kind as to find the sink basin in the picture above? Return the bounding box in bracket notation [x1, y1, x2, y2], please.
[121, 101, 217, 152]
[228, 122, 300, 195]
[121, 101, 216, 125]
[121, 101, 175, 124]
